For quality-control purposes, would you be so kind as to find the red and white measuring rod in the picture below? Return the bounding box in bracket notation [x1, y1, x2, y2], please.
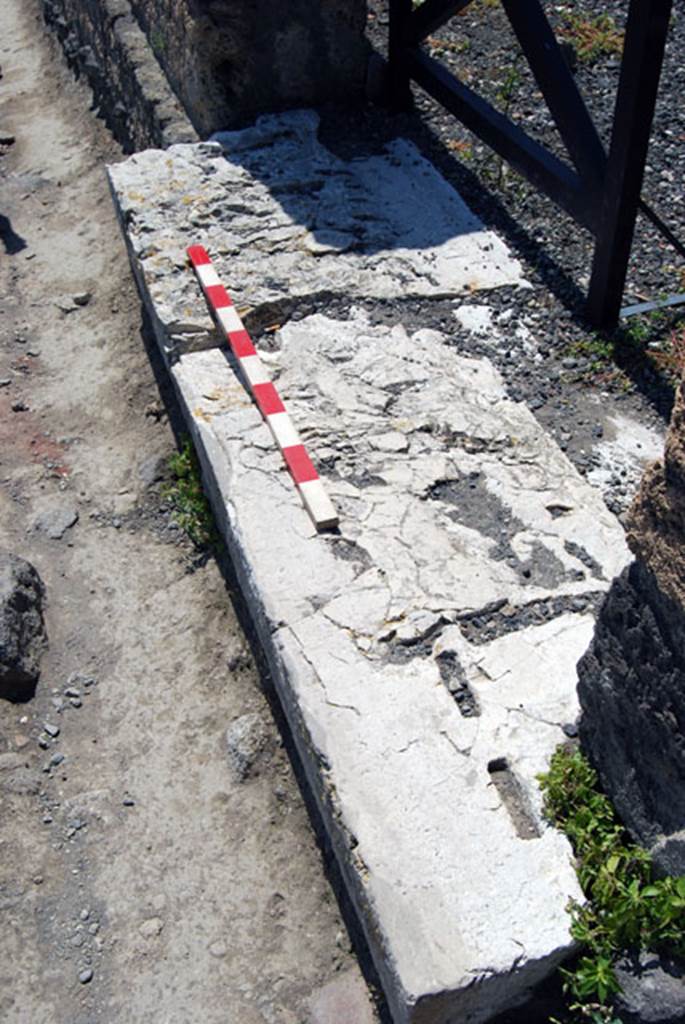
[187, 245, 338, 532]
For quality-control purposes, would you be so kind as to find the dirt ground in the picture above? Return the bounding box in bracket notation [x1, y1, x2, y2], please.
[0, 3, 377, 1022]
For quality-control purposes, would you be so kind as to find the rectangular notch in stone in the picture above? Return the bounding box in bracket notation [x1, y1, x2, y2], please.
[487, 758, 541, 840]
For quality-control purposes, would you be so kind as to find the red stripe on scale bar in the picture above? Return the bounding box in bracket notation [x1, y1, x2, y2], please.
[186, 245, 338, 531]
[282, 445, 318, 485]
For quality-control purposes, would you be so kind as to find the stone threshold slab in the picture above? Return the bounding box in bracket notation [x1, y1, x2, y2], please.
[107, 129, 629, 1021]
[114, 305, 629, 1021]
[164, 317, 630, 1024]
[107, 109, 527, 359]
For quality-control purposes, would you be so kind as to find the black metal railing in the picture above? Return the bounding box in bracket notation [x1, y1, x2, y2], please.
[388, 0, 676, 328]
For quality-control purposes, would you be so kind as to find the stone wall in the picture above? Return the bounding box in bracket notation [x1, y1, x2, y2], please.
[578, 381, 685, 876]
[42, 0, 198, 151]
[127, 0, 368, 137]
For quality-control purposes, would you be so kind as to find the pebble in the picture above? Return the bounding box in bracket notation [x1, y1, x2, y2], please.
[208, 940, 228, 958]
[88, 922, 99, 935]
[0, 130, 15, 145]
[78, 968, 93, 985]
[42, 814, 53, 824]
[122, 794, 135, 807]
[69, 697, 83, 708]
[64, 687, 81, 698]
[44, 723, 60, 738]
[49, 752, 65, 767]
[80, 908, 90, 921]
[139, 916, 164, 938]
[72, 291, 92, 307]
[38, 737, 50, 750]
[11, 400, 28, 412]
[0, 378, 11, 387]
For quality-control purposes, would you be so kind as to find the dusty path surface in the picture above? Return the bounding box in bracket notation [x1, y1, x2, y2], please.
[0, 3, 376, 1022]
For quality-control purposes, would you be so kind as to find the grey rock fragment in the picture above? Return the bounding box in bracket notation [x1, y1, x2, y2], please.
[224, 712, 273, 782]
[614, 952, 685, 1024]
[0, 552, 47, 702]
[32, 501, 79, 540]
[139, 917, 164, 938]
[138, 453, 168, 488]
[78, 968, 93, 984]
[2, 767, 41, 795]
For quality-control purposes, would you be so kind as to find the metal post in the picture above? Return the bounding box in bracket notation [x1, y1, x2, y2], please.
[586, 0, 673, 328]
[388, 0, 413, 110]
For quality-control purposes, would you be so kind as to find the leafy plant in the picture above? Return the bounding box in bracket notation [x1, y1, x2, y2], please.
[163, 437, 221, 551]
[559, 14, 624, 64]
[539, 748, 685, 1019]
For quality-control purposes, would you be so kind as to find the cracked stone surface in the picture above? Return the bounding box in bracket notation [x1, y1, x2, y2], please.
[107, 109, 527, 357]
[145, 310, 631, 1024]
[108, 110, 630, 1021]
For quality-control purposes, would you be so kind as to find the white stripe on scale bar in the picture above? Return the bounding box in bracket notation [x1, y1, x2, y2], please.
[298, 479, 339, 530]
[240, 354, 271, 387]
[267, 411, 301, 451]
[215, 305, 244, 335]
[195, 264, 222, 288]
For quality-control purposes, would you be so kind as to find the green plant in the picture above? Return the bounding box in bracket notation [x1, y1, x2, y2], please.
[559, 14, 624, 64]
[163, 437, 221, 551]
[149, 28, 166, 55]
[539, 748, 685, 1018]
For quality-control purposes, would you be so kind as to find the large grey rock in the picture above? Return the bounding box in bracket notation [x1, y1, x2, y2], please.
[108, 110, 527, 362]
[579, 381, 685, 876]
[614, 952, 685, 1024]
[0, 553, 47, 702]
[578, 561, 685, 876]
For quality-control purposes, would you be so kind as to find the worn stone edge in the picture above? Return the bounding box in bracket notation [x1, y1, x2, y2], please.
[41, 0, 198, 152]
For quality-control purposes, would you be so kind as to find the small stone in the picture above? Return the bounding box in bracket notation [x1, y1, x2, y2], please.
[122, 794, 135, 807]
[80, 908, 90, 921]
[88, 921, 99, 935]
[42, 814, 53, 824]
[139, 917, 164, 938]
[64, 687, 80, 698]
[78, 968, 93, 984]
[44, 723, 60, 738]
[0, 378, 11, 388]
[38, 736, 50, 750]
[49, 752, 65, 767]
[33, 875, 43, 885]
[32, 503, 79, 541]
[69, 697, 82, 708]
[562, 722, 579, 738]
[208, 940, 228, 958]
[72, 292, 92, 307]
[70, 932, 84, 947]
[11, 400, 28, 412]
[0, 130, 15, 145]
[224, 713, 273, 782]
